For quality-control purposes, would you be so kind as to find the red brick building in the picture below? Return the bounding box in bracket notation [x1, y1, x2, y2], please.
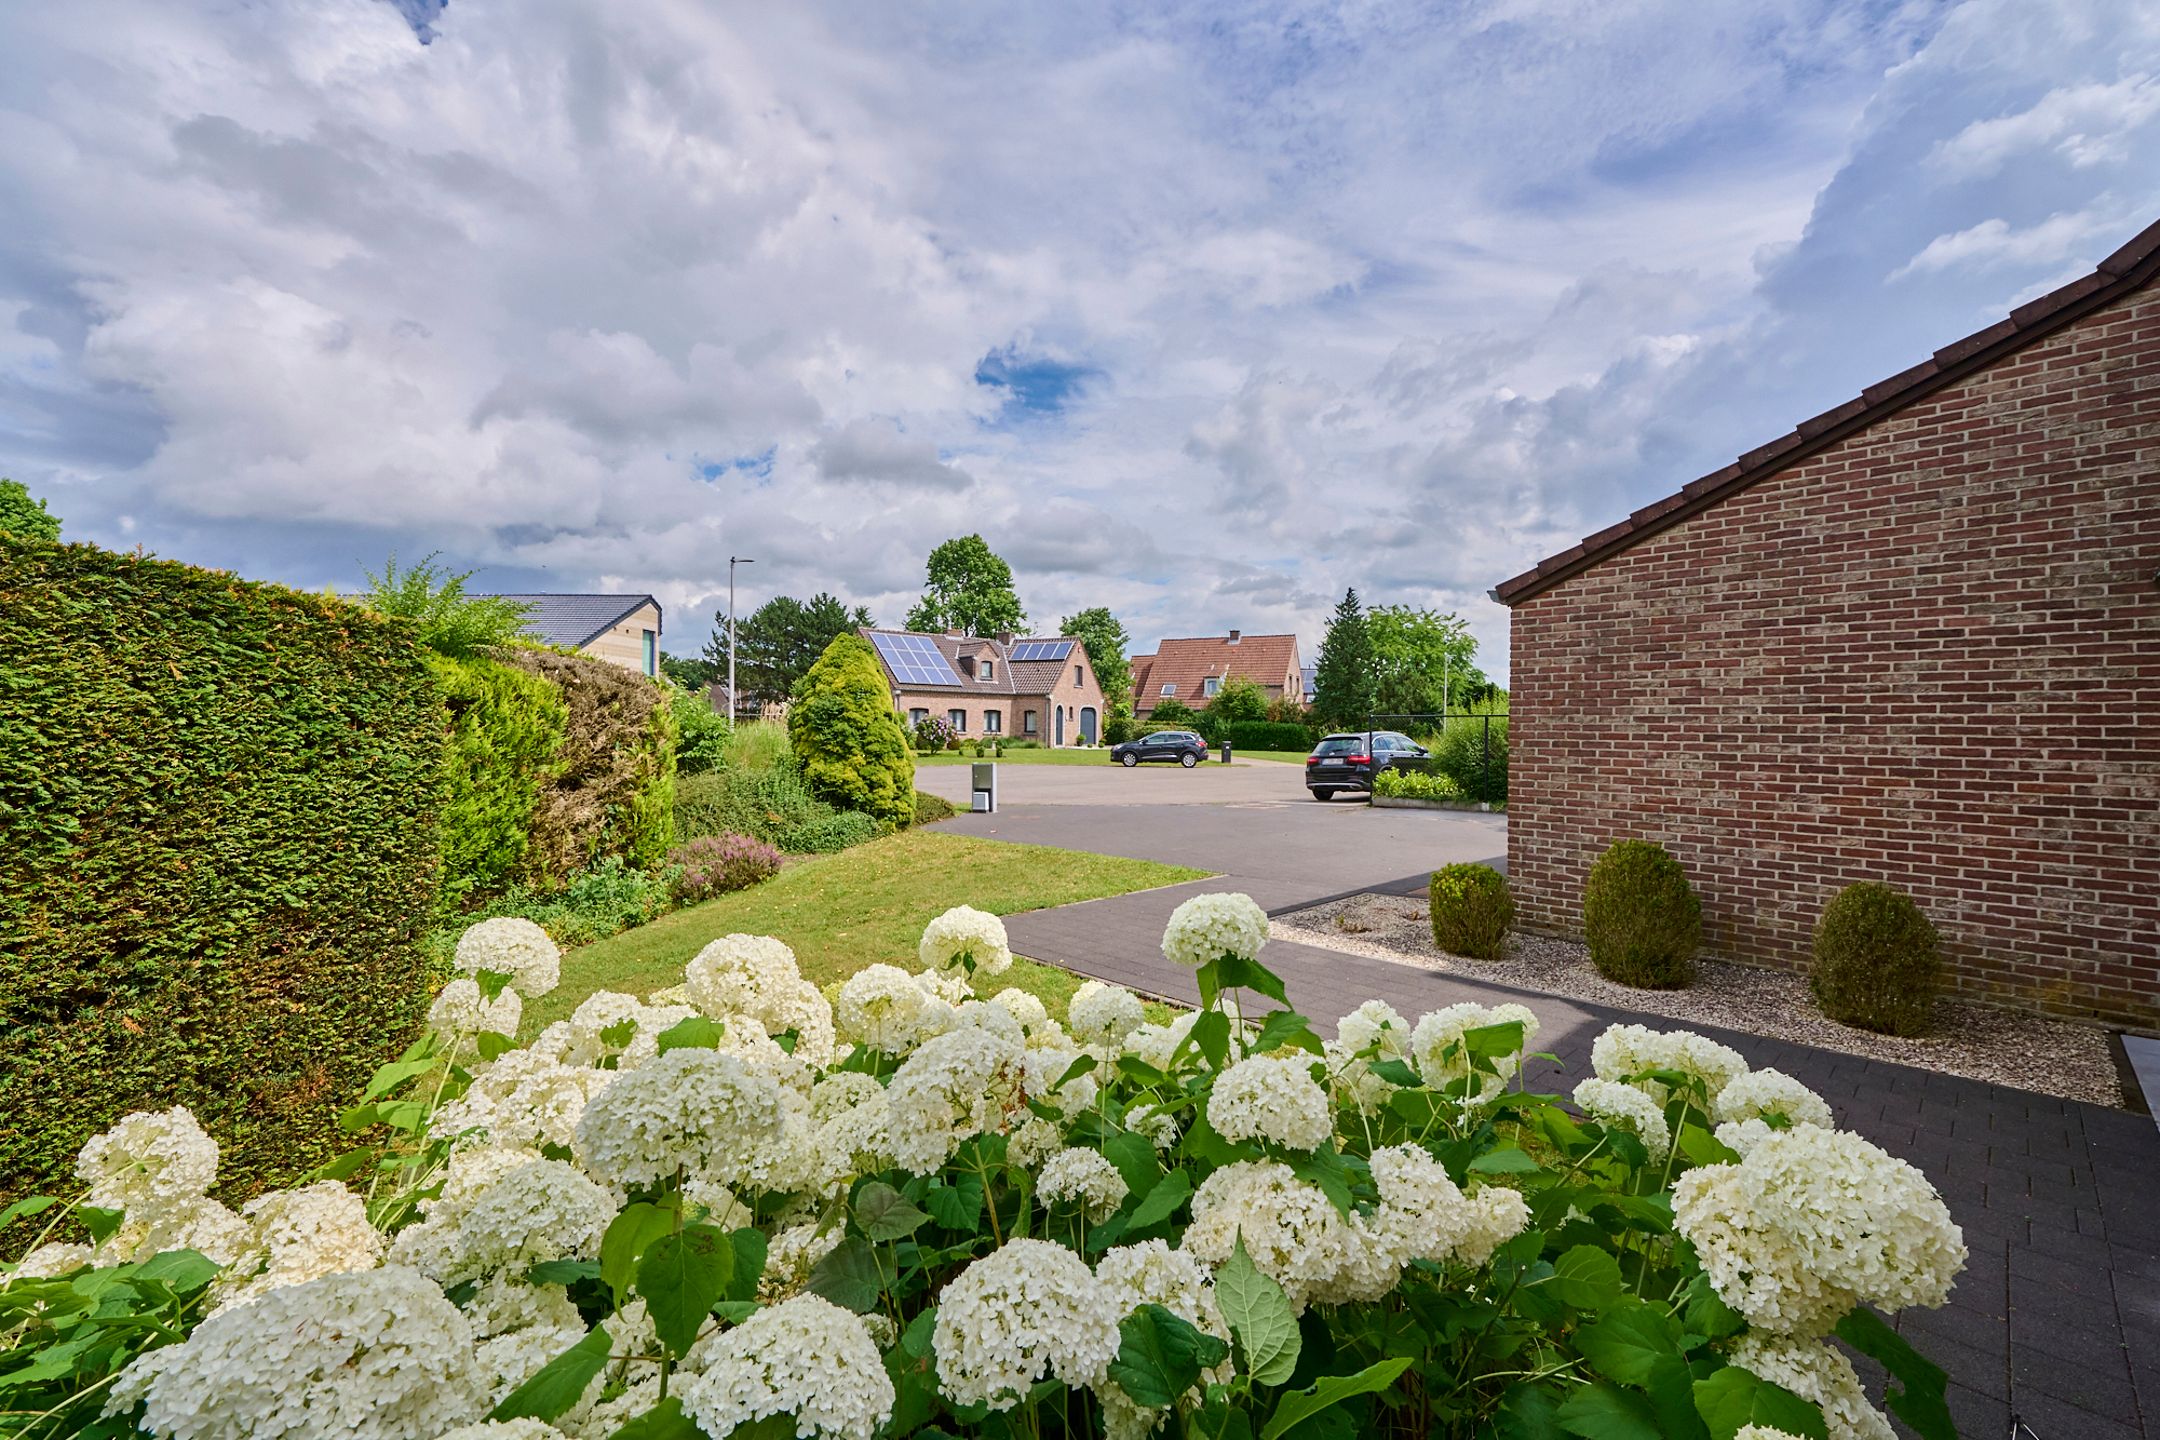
[1493, 219, 2160, 1029]
[1129, 631, 1304, 718]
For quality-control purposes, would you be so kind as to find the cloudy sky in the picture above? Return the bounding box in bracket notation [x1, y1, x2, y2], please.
[4, 0, 2156, 678]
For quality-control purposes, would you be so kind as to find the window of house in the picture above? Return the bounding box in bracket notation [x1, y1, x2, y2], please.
[909, 708, 929, 725]
[984, 709, 1002, 733]
[1203, 676, 1221, 697]
[1075, 665, 1084, 685]
[1023, 710, 1038, 734]
[1160, 683, 1176, 697]
[641, 630, 656, 677]
[981, 659, 994, 681]
[948, 709, 966, 732]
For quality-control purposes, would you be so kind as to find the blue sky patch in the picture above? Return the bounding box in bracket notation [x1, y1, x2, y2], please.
[974, 347, 1098, 423]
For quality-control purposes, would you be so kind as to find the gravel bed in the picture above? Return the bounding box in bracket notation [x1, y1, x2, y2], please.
[1272, 892, 2122, 1108]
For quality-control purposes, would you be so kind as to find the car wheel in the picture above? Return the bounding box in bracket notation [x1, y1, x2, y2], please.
[1120, 752, 1138, 767]
[1310, 787, 1334, 801]
[1180, 752, 1198, 768]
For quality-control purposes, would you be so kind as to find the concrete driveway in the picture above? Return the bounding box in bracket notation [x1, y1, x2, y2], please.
[917, 757, 1504, 898]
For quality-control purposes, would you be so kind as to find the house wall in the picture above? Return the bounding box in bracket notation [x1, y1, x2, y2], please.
[1040, 646, 1107, 744]
[890, 647, 1106, 746]
[1507, 282, 2160, 1028]
[581, 602, 663, 675]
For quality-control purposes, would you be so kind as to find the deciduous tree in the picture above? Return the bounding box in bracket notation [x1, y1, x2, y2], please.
[1057, 606, 1132, 718]
[904, 534, 1025, 637]
[713, 592, 873, 701]
[1367, 605, 1488, 716]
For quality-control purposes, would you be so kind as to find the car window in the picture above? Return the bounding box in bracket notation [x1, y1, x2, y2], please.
[1313, 737, 1361, 756]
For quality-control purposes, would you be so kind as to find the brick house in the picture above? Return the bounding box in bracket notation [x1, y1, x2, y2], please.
[862, 629, 1108, 746]
[484, 593, 664, 677]
[1129, 631, 1303, 718]
[1492, 219, 2160, 1029]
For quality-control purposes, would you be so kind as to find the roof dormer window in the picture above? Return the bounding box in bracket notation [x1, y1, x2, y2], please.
[981, 659, 994, 681]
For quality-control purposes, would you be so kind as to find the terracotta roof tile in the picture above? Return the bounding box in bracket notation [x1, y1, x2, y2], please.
[1132, 634, 1302, 711]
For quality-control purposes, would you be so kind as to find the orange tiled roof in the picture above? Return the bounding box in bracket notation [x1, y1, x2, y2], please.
[1132, 633, 1300, 712]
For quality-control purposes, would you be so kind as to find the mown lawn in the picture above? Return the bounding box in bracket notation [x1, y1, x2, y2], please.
[529, 830, 1207, 1030]
[912, 748, 1115, 765]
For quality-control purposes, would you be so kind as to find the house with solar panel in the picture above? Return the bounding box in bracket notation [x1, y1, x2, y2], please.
[478, 593, 666, 678]
[862, 628, 1108, 746]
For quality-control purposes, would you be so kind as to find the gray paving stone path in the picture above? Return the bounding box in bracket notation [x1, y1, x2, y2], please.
[1004, 876, 2160, 1439]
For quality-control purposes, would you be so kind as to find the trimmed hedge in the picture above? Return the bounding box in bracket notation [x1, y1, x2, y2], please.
[428, 652, 566, 911]
[501, 648, 676, 885]
[1812, 882, 1941, 1036]
[1223, 720, 1314, 751]
[1582, 839, 1701, 988]
[0, 541, 443, 1200]
[1429, 864, 1514, 959]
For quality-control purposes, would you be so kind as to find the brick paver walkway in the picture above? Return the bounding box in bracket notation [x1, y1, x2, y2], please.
[1006, 878, 2160, 1439]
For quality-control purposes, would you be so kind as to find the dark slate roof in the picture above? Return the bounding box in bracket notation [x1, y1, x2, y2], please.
[860, 629, 1086, 697]
[1491, 215, 2160, 606]
[479, 594, 663, 649]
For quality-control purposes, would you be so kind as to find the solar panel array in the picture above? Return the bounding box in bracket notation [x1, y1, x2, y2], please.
[869, 632, 965, 687]
[1009, 640, 1073, 663]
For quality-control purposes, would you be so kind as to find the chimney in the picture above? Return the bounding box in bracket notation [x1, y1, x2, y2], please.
[1227, 629, 1242, 644]
[996, 631, 1014, 647]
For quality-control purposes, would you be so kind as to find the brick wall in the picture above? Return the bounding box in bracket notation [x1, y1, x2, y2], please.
[1508, 283, 2160, 1028]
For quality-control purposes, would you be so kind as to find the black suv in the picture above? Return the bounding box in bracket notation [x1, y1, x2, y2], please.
[1111, 730, 1209, 768]
[1305, 731, 1428, 799]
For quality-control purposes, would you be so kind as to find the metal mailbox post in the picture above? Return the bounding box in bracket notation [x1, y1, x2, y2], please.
[971, 761, 997, 813]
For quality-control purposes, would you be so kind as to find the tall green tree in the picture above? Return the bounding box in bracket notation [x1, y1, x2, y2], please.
[788, 634, 915, 828]
[659, 654, 721, 690]
[0, 479, 60, 541]
[1204, 674, 1270, 725]
[1367, 605, 1489, 716]
[1057, 606, 1132, 718]
[904, 534, 1025, 637]
[1312, 587, 1376, 729]
[712, 592, 873, 701]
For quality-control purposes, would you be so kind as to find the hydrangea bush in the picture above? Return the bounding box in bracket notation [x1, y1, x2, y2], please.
[2, 898, 1966, 1440]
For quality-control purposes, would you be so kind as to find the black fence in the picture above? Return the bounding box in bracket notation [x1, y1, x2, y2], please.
[1360, 710, 1510, 804]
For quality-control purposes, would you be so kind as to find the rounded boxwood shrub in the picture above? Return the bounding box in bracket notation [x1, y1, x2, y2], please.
[789, 635, 915, 829]
[1811, 881, 1941, 1035]
[1429, 863, 1514, 960]
[1582, 839, 1701, 988]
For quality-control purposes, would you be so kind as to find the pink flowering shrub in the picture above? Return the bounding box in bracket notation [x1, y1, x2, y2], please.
[669, 832, 783, 902]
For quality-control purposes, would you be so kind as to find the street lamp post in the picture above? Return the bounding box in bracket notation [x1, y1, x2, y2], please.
[729, 556, 753, 720]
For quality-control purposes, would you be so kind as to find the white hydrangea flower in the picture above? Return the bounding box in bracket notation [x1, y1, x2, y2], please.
[682, 936, 841, 1070]
[1713, 1118, 1781, 1157]
[96, 1196, 251, 1269]
[988, 987, 1050, 1034]
[574, 1048, 786, 1189]
[1452, 1185, 1531, 1267]
[1409, 1003, 1540, 1101]
[934, 1239, 1123, 1407]
[1093, 1240, 1231, 1427]
[1069, 981, 1145, 1047]
[760, 1222, 845, 1301]
[1725, 1335, 1896, 1440]
[1591, 1023, 1749, 1105]
[455, 917, 561, 998]
[1181, 1161, 1361, 1313]
[885, 1026, 1027, 1175]
[1007, 1115, 1065, 1170]
[1124, 1103, 1180, 1152]
[442, 1160, 615, 1282]
[914, 966, 976, 1006]
[1123, 1002, 1242, 1073]
[211, 1181, 384, 1310]
[953, 998, 1029, 1050]
[811, 1085, 893, 1181]
[1733, 1429, 1809, 1440]
[111, 1266, 484, 1440]
[1335, 999, 1411, 1060]
[429, 979, 522, 1042]
[920, 906, 1013, 978]
[1160, 893, 1268, 969]
[439, 1423, 571, 1440]
[1364, 1144, 1474, 1265]
[1674, 1127, 1965, 1336]
[1321, 1038, 1399, 1117]
[78, 1107, 220, 1214]
[677, 1294, 894, 1440]
[1572, 1078, 1674, 1163]
[535, 992, 645, 1067]
[431, 1052, 609, 1151]
[473, 1303, 590, 1408]
[1021, 1043, 1100, 1119]
[1207, 1055, 1333, 1151]
[1038, 1147, 1130, 1220]
[1712, 1069, 1836, 1131]
[558, 1377, 660, 1440]
[616, 1003, 700, 1071]
[12, 1242, 93, 1278]
[834, 964, 950, 1055]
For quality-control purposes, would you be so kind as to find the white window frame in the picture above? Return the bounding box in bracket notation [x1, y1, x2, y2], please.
[948, 708, 966, 732]
[984, 709, 1002, 734]
[1160, 682, 1176, 697]
[981, 659, 994, 681]
[1023, 710, 1039, 734]
[1203, 676, 1221, 697]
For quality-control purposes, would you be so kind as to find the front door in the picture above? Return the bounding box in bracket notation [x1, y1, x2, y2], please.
[1080, 707, 1097, 743]
[1054, 706, 1065, 746]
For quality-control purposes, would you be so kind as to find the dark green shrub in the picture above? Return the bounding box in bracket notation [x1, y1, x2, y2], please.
[1434, 714, 1509, 804]
[502, 648, 677, 883]
[428, 652, 566, 910]
[1102, 714, 1135, 745]
[1429, 864, 1514, 959]
[776, 809, 882, 854]
[670, 682, 732, 776]
[1374, 767, 1460, 801]
[1224, 720, 1313, 752]
[675, 764, 827, 846]
[1811, 882, 1941, 1035]
[1582, 840, 1701, 988]
[789, 636, 915, 828]
[914, 790, 958, 824]
[0, 540, 441, 1199]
